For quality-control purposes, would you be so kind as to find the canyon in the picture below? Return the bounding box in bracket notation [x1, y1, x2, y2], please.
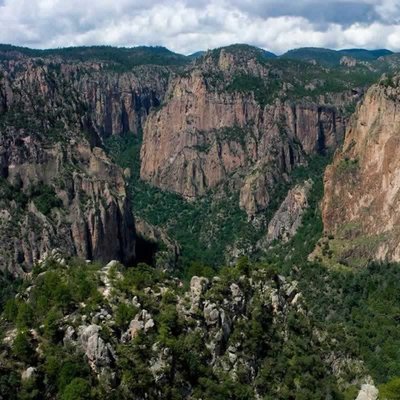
[2, 43, 400, 400]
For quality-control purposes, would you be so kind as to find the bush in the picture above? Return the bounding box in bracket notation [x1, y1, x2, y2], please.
[61, 378, 91, 400]
[115, 303, 138, 330]
[3, 298, 18, 322]
[16, 303, 34, 329]
[29, 185, 62, 216]
[380, 377, 400, 400]
[12, 331, 35, 363]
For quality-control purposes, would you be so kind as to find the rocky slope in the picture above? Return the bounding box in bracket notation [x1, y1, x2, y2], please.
[320, 75, 400, 266]
[140, 47, 360, 219]
[265, 179, 313, 244]
[0, 252, 370, 399]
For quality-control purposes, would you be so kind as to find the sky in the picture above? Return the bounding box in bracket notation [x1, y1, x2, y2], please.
[1, 0, 400, 55]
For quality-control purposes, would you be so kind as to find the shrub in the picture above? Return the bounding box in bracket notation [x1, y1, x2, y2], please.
[115, 303, 138, 330]
[380, 377, 400, 400]
[61, 378, 91, 400]
[28, 185, 62, 216]
[12, 331, 35, 363]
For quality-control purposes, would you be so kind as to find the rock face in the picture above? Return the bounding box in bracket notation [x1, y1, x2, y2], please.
[73, 64, 169, 137]
[78, 324, 115, 371]
[0, 133, 135, 274]
[0, 55, 143, 274]
[21, 367, 37, 381]
[322, 76, 400, 265]
[265, 179, 313, 243]
[0, 57, 170, 138]
[355, 383, 379, 400]
[140, 49, 350, 217]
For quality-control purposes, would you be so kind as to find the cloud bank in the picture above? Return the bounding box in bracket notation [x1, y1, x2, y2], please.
[1, 0, 400, 54]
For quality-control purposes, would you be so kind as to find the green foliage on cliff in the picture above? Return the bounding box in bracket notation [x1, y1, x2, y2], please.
[3, 250, 400, 398]
[0, 271, 20, 314]
[379, 377, 400, 399]
[29, 185, 63, 216]
[281, 47, 393, 66]
[226, 73, 281, 107]
[263, 154, 329, 268]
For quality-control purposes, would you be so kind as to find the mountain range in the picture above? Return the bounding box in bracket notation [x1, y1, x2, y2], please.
[1, 42, 400, 399]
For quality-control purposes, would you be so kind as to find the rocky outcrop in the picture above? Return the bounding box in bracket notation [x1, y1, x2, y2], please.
[356, 383, 379, 400]
[0, 58, 140, 274]
[123, 309, 155, 341]
[189, 275, 210, 312]
[0, 134, 135, 274]
[0, 57, 170, 139]
[21, 367, 37, 381]
[78, 324, 115, 371]
[340, 56, 357, 67]
[1, 252, 368, 399]
[140, 50, 349, 217]
[134, 217, 180, 269]
[265, 180, 313, 243]
[322, 75, 400, 265]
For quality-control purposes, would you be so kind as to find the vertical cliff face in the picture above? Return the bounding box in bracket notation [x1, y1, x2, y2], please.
[0, 58, 171, 139]
[73, 65, 170, 137]
[0, 56, 146, 274]
[140, 49, 349, 217]
[321, 76, 400, 265]
[0, 135, 135, 274]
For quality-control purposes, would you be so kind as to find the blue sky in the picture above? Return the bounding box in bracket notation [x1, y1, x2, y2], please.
[1, 0, 400, 54]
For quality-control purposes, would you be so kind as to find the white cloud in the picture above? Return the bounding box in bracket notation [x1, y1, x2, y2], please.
[0, 0, 400, 54]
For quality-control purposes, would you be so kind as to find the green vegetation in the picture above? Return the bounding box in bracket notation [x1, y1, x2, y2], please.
[105, 133, 260, 269]
[0, 44, 189, 70]
[379, 377, 400, 399]
[61, 378, 91, 400]
[0, 271, 21, 314]
[227, 74, 281, 107]
[298, 262, 400, 385]
[0, 179, 62, 217]
[337, 157, 359, 175]
[262, 154, 329, 269]
[0, 256, 349, 399]
[281, 47, 393, 66]
[29, 185, 63, 216]
[4, 253, 400, 398]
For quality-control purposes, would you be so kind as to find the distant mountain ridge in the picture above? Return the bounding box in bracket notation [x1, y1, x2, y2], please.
[0, 43, 395, 67]
[0, 44, 189, 68]
[281, 47, 394, 65]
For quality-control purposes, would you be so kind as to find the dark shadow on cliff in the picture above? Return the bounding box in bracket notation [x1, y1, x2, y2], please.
[135, 234, 158, 267]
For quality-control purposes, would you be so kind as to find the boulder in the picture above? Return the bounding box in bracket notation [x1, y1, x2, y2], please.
[21, 367, 36, 381]
[78, 324, 114, 370]
[355, 383, 379, 400]
[190, 276, 209, 312]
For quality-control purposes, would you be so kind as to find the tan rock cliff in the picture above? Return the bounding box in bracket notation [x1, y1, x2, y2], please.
[322, 75, 400, 265]
[141, 51, 348, 218]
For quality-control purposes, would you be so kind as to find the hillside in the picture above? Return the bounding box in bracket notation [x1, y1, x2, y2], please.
[2, 43, 400, 399]
[281, 47, 394, 66]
